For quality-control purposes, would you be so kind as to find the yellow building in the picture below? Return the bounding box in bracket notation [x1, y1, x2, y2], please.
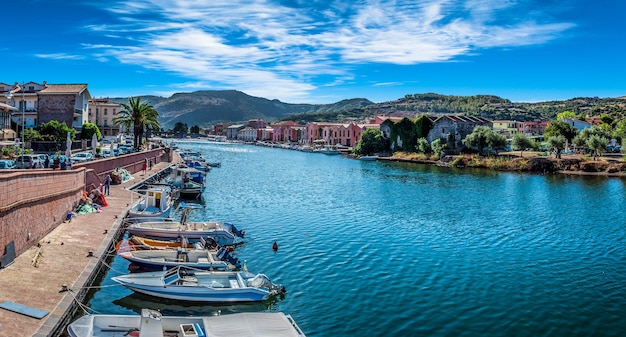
[88, 98, 122, 136]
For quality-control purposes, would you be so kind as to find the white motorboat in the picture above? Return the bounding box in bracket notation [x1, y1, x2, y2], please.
[125, 204, 245, 246]
[111, 266, 285, 303]
[117, 246, 241, 271]
[67, 308, 307, 337]
[126, 185, 177, 222]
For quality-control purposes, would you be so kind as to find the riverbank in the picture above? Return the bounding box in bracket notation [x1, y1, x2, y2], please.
[380, 151, 626, 177]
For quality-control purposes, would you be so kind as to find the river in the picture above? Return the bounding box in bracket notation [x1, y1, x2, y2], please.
[87, 140, 626, 337]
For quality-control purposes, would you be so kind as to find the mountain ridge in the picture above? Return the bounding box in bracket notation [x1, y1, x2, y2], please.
[109, 90, 626, 129]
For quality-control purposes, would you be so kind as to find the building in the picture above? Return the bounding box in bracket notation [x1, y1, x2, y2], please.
[38, 84, 91, 130]
[1, 81, 44, 129]
[0, 102, 17, 141]
[305, 122, 380, 147]
[226, 124, 245, 139]
[88, 98, 122, 136]
[491, 120, 525, 138]
[427, 115, 492, 150]
[561, 117, 592, 131]
[272, 121, 300, 143]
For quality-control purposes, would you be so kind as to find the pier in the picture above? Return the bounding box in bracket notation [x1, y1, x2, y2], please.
[0, 154, 176, 337]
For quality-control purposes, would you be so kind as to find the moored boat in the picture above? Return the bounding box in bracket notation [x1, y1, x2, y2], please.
[125, 203, 245, 245]
[111, 266, 285, 303]
[126, 184, 177, 222]
[67, 308, 307, 337]
[117, 246, 241, 271]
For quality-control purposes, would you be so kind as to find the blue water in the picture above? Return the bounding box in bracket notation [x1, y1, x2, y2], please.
[87, 141, 626, 337]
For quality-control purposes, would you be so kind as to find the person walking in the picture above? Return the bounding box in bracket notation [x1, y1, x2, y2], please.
[44, 154, 50, 169]
[103, 174, 112, 195]
[142, 158, 148, 175]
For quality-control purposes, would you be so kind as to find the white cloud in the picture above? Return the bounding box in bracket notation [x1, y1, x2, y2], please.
[35, 53, 85, 60]
[87, 0, 574, 101]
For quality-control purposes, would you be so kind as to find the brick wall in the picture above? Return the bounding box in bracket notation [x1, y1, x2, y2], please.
[0, 169, 85, 257]
[37, 94, 75, 126]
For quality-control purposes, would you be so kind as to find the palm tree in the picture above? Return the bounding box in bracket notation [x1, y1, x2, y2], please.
[114, 97, 160, 149]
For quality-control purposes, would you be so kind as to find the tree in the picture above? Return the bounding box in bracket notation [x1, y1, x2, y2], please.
[546, 135, 566, 159]
[190, 125, 201, 134]
[353, 128, 388, 156]
[173, 122, 189, 134]
[81, 122, 101, 141]
[114, 96, 160, 149]
[431, 138, 446, 159]
[38, 120, 75, 150]
[511, 133, 534, 157]
[573, 126, 611, 159]
[462, 126, 504, 155]
[556, 111, 576, 121]
[544, 120, 578, 144]
[416, 137, 431, 154]
[487, 132, 508, 153]
[600, 114, 615, 127]
[587, 135, 609, 161]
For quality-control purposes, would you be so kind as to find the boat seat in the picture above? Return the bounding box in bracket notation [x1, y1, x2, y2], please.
[228, 278, 240, 288]
[197, 257, 209, 264]
[151, 258, 166, 262]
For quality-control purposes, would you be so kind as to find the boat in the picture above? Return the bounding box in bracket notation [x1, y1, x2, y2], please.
[111, 266, 285, 303]
[184, 160, 211, 172]
[67, 308, 307, 337]
[125, 204, 245, 246]
[169, 167, 206, 199]
[314, 144, 340, 155]
[359, 155, 378, 161]
[129, 235, 208, 250]
[126, 185, 177, 222]
[117, 246, 241, 271]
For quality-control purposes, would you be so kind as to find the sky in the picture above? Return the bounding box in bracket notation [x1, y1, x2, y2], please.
[2, 0, 626, 104]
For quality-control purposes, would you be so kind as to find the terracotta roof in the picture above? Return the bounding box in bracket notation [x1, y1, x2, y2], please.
[39, 84, 88, 94]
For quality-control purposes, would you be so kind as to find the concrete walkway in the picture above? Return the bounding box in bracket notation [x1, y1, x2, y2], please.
[0, 160, 174, 337]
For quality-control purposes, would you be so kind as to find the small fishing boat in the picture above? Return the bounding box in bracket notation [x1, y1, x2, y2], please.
[111, 266, 285, 303]
[117, 246, 241, 271]
[125, 204, 245, 246]
[126, 185, 177, 222]
[359, 155, 378, 161]
[67, 308, 307, 337]
[128, 236, 206, 250]
[184, 160, 211, 172]
[169, 167, 205, 199]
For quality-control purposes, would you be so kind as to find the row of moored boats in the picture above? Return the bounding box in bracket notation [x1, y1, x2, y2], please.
[66, 147, 307, 337]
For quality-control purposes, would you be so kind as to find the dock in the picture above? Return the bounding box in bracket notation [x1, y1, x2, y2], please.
[0, 159, 175, 337]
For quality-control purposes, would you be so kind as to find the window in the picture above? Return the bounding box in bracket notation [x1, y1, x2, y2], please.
[104, 120, 108, 126]
[95, 108, 99, 115]
[104, 108, 108, 115]
[113, 108, 116, 115]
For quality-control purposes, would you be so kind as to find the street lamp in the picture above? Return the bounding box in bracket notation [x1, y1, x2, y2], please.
[5, 83, 25, 155]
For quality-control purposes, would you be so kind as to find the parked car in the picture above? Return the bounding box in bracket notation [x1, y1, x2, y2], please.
[15, 155, 36, 169]
[71, 152, 94, 163]
[0, 159, 16, 169]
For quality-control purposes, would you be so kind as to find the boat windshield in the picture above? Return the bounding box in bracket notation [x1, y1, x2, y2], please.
[164, 268, 180, 284]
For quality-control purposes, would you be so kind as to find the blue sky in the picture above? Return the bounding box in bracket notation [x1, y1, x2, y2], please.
[3, 0, 625, 104]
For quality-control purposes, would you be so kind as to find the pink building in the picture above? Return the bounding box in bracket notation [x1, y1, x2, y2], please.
[305, 122, 380, 147]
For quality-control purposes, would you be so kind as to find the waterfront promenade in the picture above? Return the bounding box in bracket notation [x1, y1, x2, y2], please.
[0, 159, 174, 337]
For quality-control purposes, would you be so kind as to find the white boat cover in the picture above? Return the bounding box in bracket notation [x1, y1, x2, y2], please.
[204, 312, 303, 337]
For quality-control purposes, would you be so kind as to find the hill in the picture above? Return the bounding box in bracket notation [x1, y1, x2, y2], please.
[110, 90, 373, 129]
[111, 91, 626, 129]
[360, 93, 626, 122]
